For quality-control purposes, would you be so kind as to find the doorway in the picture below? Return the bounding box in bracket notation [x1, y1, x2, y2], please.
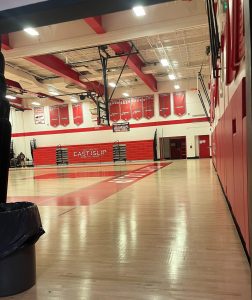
[160, 136, 186, 160]
[170, 137, 186, 159]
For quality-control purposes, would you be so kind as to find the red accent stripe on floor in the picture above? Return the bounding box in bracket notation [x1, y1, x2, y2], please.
[8, 163, 170, 206]
[33, 170, 129, 179]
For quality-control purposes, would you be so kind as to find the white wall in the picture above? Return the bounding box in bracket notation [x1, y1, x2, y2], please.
[10, 89, 210, 160]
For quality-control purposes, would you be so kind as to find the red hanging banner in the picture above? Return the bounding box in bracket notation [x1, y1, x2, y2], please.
[143, 95, 154, 119]
[210, 82, 215, 124]
[131, 97, 143, 120]
[72, 103, 83, 126]
[159, 93, 171, 118]
[232, 0, 245, 67]
[49, 106, 59, 127]
[59, 104, 70, 127]
[225, 3, 235, 85]
[173, 92, 186, 116]
[120, 98, 131, 121]
[109, 100, 121, 122]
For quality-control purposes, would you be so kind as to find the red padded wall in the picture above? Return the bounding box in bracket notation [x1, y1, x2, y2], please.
[33, 140, 153, 166]
[242, 117, 249, 251]
[33, 147, 56, 165]
[213, 78, 249, 252]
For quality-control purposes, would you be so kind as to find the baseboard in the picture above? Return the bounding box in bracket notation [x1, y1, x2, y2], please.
[187, 156, 199, 159]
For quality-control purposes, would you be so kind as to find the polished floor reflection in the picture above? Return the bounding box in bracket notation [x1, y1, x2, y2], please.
[5, 160, 251, 299]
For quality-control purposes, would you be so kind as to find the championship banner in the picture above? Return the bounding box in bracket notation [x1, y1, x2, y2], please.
[59, 104, 70, 127]
[159, 93, 171, 118]
[34, 106, 45, 124]
[225, 4, 235, 85]
[173, 92, 186, 116]
[120, 98, 131, 121]
[210, 84, 215, 124]
[232, 0, 245, 67]
[109, 100, 121, 122]
[49, 106, 59, 127]
[143, 95, 154, 119]
[72, 103, 83, 126]
[131, 97, 143, 120]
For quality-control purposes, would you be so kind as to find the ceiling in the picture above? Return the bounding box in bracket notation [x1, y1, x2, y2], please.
[2, 0, 210, 109]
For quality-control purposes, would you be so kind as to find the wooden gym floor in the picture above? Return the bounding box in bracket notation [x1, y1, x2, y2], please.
[5, 159, 251, 299]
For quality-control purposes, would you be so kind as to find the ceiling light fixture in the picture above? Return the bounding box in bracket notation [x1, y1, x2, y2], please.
[160, 58, 169, 67]
[109, 82, 116, 88]
[133, 5, 146, 17]
[23, 27, 39, 36]
[6, 95, 16, 100]
[123, 92, 129, 97]
[174, 84, 180, 90]
[32, 102, 40, 106]
[71, 98, 78, 103]
[168, 74, 176, 80]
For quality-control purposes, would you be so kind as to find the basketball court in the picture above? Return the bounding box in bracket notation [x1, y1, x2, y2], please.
[3, 159, 251, 299]
[0, 0, 251, 299]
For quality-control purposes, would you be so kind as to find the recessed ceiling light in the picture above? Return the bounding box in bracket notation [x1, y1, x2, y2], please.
[174, 84, 180, 90]
[6, 95, 16, 100]
[168, 74, 176, 80]
[49, 91, 59, 96]
[109, 82, 116, 88]
[24, 27, 39, 36]
[160, 59, 169, 67]
[32, 102, 40, 106]
[133, 5, 146, 17]
[123, 92, 129, 97]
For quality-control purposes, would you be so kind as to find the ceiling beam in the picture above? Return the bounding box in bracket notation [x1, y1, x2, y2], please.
[2, 34, 104, 95]
[3, 15, 208, 59]
[9, 98, 31, 111]
[26, 54, 104, 95]
[84, 17, 157, 92]
[84, 16, 105, 34]
[6, 77, 64, 104]
[1, 34, 11, 50]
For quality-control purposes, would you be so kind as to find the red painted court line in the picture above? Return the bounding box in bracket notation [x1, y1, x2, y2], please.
[38, 162, 170, 206]
[33, 170, 129, 180]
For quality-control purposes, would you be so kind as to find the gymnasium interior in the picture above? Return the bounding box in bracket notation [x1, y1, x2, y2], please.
[0, 0, 251, 299]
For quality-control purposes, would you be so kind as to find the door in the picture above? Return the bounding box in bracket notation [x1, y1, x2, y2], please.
[199, 135, 210, 158]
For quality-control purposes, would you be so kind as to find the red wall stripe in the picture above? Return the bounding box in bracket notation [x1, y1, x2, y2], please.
[12, 117, 208, 138]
